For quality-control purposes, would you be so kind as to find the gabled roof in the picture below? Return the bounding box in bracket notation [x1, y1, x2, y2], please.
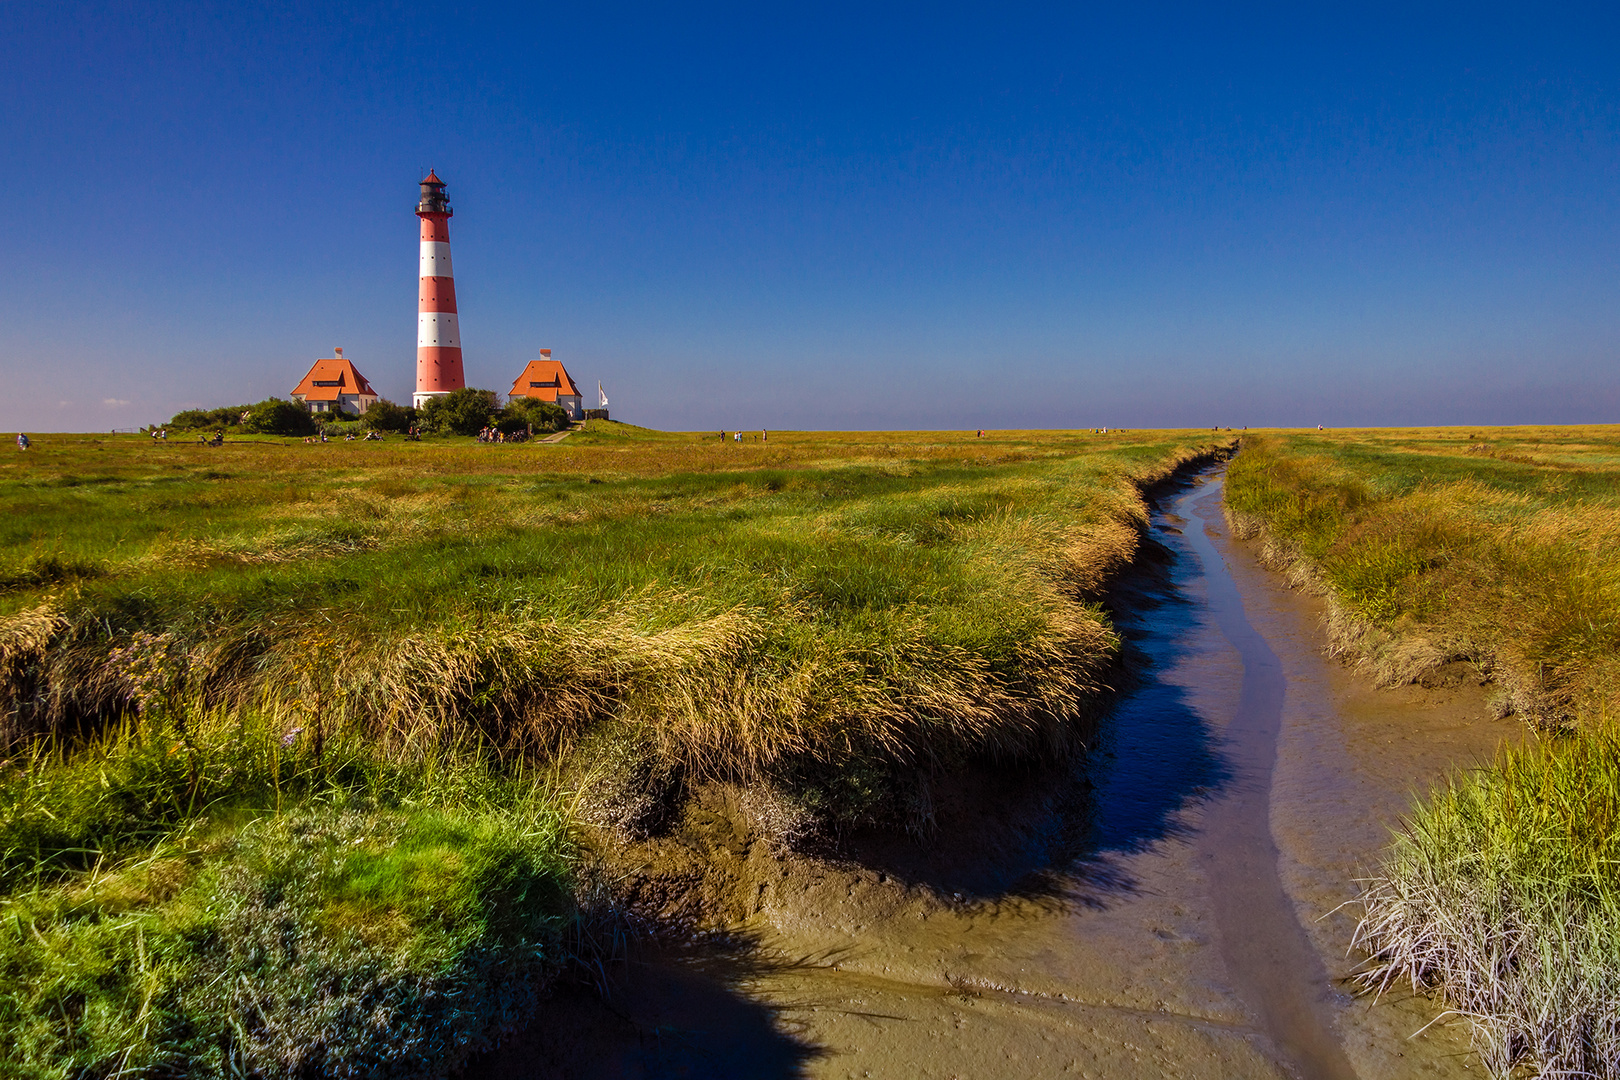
[509, 358, 581, 402]
[290, 357, 379, 403]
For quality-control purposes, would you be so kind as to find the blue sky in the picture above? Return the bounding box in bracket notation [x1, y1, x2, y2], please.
[3, 2, 1617, 431]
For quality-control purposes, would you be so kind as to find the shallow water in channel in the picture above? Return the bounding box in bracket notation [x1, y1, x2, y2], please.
[481, 470, 1513, 1079]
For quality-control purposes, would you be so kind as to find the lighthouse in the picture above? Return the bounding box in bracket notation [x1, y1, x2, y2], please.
[413, 172, 465, 407]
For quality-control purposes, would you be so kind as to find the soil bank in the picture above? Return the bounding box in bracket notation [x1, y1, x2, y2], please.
[479, 469, 1514, 1079]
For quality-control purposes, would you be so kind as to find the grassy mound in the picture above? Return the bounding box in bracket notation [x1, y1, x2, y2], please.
[1356, 730, 1620, 1078]
[0, 429, 1227, 830]
[0, 712, 575, 1079]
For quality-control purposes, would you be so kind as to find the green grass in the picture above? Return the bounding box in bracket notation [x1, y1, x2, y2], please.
[1356, 728, 1620, 1078]
[0, 424, 1227, 1077]
[1, 427, 1226, 820]
[1223, 426, 1620, 1078]
[0, 709, 577, 1079]
[1225, 427, 1620, 722]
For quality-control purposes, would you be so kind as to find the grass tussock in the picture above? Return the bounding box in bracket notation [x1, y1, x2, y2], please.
[1355, 728, 1620, 1078]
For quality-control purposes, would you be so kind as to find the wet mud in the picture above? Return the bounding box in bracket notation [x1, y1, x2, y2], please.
[477, 470, 1513, 1079]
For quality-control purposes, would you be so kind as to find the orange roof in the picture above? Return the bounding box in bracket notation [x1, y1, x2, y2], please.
[290, 357, 379, 403]
[422, 170, 443, 185]
[509, 358, 580, 402]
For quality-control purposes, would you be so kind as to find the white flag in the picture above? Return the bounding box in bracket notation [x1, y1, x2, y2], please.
[598, 382, 609, 408]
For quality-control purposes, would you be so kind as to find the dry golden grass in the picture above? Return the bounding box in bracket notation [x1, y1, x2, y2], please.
[1225, 426, 1620, 726]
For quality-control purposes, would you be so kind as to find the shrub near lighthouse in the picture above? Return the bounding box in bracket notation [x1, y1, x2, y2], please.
[414, 172, 465, 408]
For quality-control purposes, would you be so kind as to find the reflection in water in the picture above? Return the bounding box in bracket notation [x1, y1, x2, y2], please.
[1178, 479, 1359, 1080]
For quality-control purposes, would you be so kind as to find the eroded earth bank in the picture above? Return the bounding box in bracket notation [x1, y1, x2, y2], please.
[479, 469, 1511, 1079]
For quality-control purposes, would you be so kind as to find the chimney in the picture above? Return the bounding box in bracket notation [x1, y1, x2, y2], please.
[335, 347, 343, 358]
[540, 348, 551, 356]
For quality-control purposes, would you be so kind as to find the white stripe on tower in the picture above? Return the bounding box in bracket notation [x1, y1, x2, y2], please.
[414, 171, 465, 408]
[419, 241, 453, 278]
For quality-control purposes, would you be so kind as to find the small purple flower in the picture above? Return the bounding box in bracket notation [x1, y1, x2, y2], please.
[280, 727, 305, 747]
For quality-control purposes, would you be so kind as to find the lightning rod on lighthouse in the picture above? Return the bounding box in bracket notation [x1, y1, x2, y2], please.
[414, 172, 466, 407]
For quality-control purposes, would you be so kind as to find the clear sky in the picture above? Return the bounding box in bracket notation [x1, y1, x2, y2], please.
[3, 2, 1617, 431]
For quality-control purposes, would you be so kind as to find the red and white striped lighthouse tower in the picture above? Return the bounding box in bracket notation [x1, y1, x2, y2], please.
[414, 171, 465, 407]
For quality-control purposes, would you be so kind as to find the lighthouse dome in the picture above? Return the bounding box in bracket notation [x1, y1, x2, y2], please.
[416, 172, 452, 216]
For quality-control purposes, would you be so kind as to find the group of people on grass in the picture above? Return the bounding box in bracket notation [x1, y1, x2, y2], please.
[300, 429, 386, 444]
[476, 426, 530, 443]
[719, 430, 768, 442]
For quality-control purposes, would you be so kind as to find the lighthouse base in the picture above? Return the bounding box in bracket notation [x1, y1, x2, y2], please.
[413, 390, 451, 409]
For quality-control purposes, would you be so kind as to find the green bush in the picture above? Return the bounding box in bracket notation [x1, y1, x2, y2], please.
[500, 396, 568, 434]
[365, 399, 417, 433]
[419, 389, 500, 437]
[243, 398, 317, 437]
[166, 405, 251, 430]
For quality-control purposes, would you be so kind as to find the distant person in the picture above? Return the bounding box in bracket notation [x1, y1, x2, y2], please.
[734, 431, 742, 442]
[15, 433, 28, 450]
[762, 429, 768, 442]
[719, 431, 726, 441]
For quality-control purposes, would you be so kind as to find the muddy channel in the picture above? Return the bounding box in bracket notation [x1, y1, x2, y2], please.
[478, 469, 1512, 1079]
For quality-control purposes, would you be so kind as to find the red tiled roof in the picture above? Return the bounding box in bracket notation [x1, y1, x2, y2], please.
[509, 358, 580, 402]
[422, 170, 443, 185]
[290, 358, 379, 403]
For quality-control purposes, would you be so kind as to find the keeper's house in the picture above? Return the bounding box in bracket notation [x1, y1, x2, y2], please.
[290, 349, 379, 416]
[508, 349, 583, 419]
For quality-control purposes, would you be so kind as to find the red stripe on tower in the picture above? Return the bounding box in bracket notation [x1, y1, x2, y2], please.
[414, 171, 465, 407]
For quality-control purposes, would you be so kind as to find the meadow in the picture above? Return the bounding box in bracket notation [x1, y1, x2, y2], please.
[0, 422, 1226, 1077]
[1226, 427, 1620, 1079]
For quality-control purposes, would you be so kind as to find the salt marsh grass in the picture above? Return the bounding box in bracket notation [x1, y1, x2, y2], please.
[0, 423, 1225, 1077]
[1355, 727, 1620, 1078]
[0, 708, 578, 1079]
[1225, 427, 1620, 1078]
[1, 425, 1223, 818]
